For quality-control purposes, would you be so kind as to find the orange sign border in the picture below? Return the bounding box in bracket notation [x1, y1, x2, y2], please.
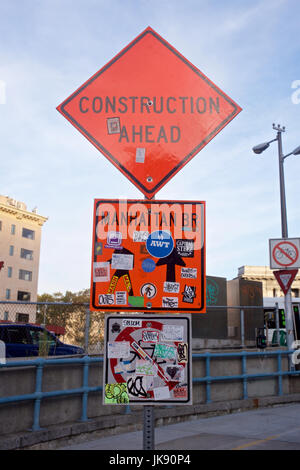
[90, 199, 206, 313]
[57, 27, 242, 199]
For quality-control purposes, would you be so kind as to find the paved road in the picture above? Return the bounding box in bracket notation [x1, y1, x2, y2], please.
[59, 403, 300, 450]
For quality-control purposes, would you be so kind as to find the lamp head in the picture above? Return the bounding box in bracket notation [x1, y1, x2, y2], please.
[292, 145, 300, 156]
[252, 142, 270, 154]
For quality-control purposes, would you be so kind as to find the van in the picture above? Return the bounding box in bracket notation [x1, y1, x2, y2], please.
[0, 324, 84, 358]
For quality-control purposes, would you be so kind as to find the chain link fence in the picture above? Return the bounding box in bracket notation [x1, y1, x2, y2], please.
[0, 301, 105, 354]
[0, 301, 272, 356]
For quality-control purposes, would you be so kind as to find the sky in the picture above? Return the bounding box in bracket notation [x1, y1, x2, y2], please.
[1, 0, 300, 295]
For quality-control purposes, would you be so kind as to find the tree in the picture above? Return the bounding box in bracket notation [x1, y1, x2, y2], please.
[37, 289, 105, 352]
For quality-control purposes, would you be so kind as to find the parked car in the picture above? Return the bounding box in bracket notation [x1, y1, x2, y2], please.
[0, 324, 84, 358]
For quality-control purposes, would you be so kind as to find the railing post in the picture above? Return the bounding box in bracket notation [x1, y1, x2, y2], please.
[206, 355, 211, 403]
[32, 360, 44, 431]
[84, 307, 91, 354]
[242, 353, 248, 399]
[277, 352, 283, 396]
[80, 356, 90, 422]
[240, 308, 245, 348]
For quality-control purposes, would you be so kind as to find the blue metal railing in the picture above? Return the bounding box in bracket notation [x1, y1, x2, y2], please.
[0, 356, 103, 431]
[193, 350, 300, 403]
[0, 350, 299, 432]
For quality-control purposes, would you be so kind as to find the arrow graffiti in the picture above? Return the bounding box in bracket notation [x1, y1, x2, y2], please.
[156, 247, 186, 282]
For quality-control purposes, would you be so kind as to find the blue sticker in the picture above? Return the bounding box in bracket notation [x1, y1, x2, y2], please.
[142, 258, 156, 273]
[146, 230, 174, 258]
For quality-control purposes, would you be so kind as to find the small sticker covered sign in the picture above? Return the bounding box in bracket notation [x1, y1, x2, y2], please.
[103, 314, 192, 405]
[90, 199, 206, 313]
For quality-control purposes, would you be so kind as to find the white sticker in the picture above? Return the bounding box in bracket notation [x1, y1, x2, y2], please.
[122, 319, 142, 328]
[111, 253, 134, 270]
[163, 282, 180, 293]
[136, 147, 146, 163]
[93, 262, 110, 282]
[153, 386, 171, 401]
[114, 363, 127, 374]
[142, 330, 159, 343]
[181, 267, 197, 279]
[161, 324, 184, 341]
[98, 293, 114, 305]
[133, 231, 149, 242]
[135, 359, 157, 376]
[107, 341, 130, 358]
[114, 360, 131, 374]
[115, 291, 127, 305]
[162, 297, 179, 309]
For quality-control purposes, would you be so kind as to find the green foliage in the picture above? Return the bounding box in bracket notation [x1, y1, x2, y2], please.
[37, 289, 105, 351]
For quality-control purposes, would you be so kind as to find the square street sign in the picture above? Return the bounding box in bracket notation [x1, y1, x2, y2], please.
[57, 27, 241, 199]
[103, 314, 192, 405]
[90, 199, 206, 313]
[269, 238, 300, 269]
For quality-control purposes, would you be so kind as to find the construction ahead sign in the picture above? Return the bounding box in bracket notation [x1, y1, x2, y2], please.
[90, 199, 205, 313]
[57, 27, 241, 199]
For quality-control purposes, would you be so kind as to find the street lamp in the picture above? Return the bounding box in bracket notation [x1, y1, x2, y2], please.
[253, 124, 300, 356]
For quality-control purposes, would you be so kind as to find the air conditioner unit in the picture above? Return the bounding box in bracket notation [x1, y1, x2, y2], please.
[228, 326, 238, 338]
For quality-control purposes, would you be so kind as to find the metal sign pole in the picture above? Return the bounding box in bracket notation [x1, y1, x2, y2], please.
[143, 405, 155, 450]
[275, 302, 280, 345]
[143, 194, 155, 451]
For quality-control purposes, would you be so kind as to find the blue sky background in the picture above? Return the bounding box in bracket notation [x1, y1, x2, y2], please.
[1, 0, 300, 294]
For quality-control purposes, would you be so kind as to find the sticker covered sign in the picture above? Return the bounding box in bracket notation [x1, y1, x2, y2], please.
[90, 199, 206, 313]
[103, 314, 192, 405]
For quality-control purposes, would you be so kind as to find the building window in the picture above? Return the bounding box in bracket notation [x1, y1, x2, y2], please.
[11, 224, 16, 235]
[17, 313, 29, 323]
[22, 228, 35, 240]
[19, 270, 32, 281]
[273, 288, 277, 297]
[7, 267, 12, 278]
[17, 291, 31, 301]
[5, 289, 11, 300]
[292, 288, 300, 298]
[9, 245, 14, 256]
[20, 248, 33, 260]
[4, 311, 9, 321]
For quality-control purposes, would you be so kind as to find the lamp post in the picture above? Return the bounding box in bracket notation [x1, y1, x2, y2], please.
[253, 124, 300, 357]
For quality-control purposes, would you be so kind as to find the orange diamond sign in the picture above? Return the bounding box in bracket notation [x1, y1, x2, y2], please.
[57, 27, 241, 198]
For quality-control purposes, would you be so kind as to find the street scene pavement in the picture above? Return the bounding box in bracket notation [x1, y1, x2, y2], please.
[59, 403, 300, 450]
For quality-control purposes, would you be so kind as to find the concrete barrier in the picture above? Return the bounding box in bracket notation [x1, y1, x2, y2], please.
[0, 348, 298, 449]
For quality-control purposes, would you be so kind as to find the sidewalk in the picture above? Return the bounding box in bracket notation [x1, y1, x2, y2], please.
[59, 403, 300, 450]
